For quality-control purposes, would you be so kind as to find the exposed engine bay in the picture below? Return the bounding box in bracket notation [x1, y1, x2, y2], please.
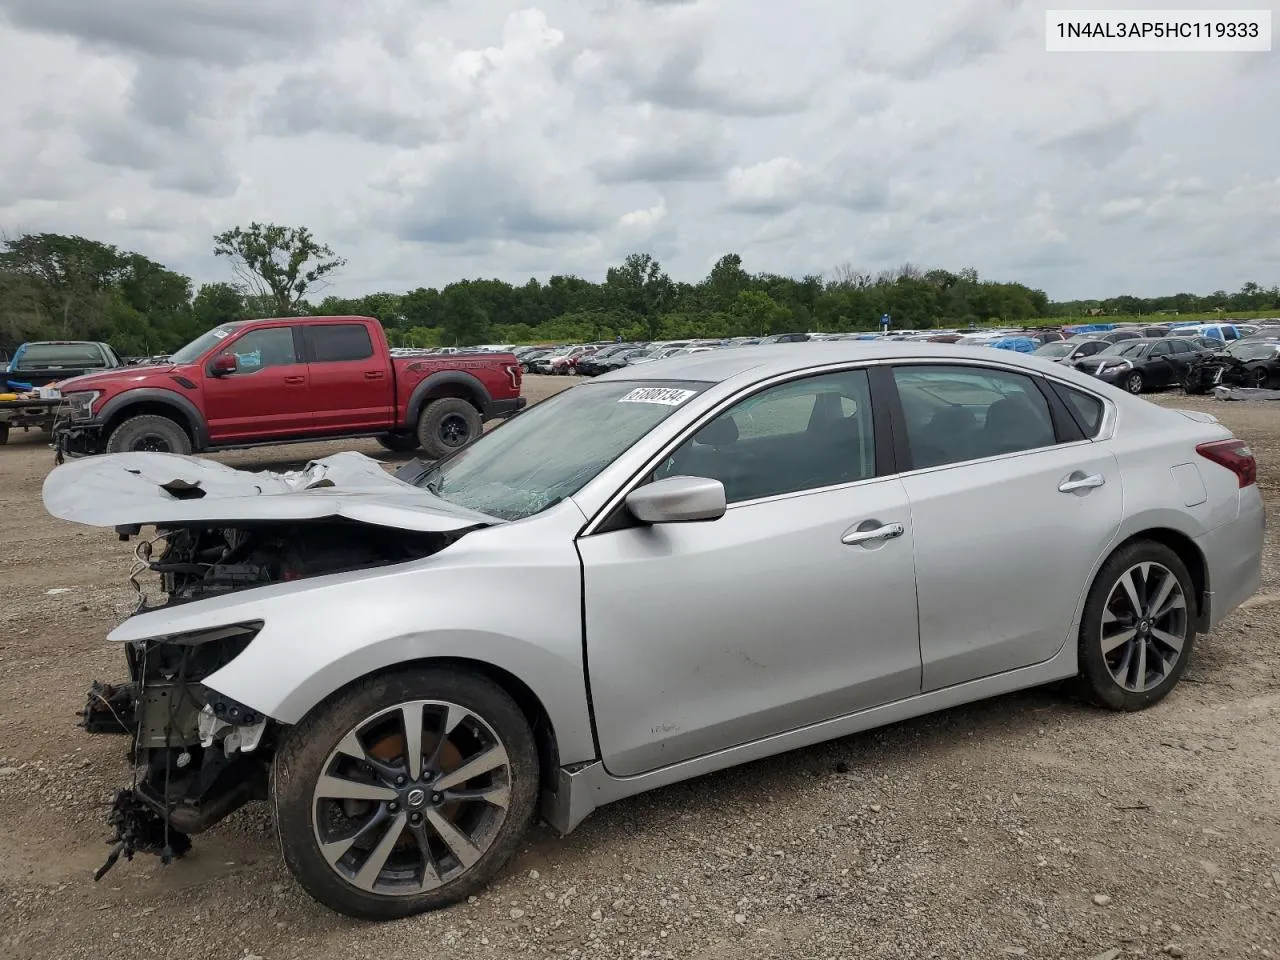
[81, 518, 463, 879]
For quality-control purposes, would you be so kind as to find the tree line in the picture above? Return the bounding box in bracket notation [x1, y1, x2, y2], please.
[1, 225, 1275, 356]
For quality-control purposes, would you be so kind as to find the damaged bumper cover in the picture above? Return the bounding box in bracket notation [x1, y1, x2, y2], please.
[53, 421, 105, 462]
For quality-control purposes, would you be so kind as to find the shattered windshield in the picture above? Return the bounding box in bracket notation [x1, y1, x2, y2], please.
[417, 379, 709, 521]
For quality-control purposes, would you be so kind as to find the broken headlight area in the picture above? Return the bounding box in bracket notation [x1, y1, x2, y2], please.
[85, 519, 461, 880]
[116, 519, 457, 610]
[83, 622, 277, 880]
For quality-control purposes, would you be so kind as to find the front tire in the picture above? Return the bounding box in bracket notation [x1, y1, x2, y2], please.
[273, 667, 539, 920]
[105, 415, 192, 454]
[416, 398, 482, 460]
[1076, 540, 1196, 711]
[1124, 371, 1144, 394]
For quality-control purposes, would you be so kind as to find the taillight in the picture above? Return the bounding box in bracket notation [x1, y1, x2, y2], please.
[1196, 438, 1257, 488]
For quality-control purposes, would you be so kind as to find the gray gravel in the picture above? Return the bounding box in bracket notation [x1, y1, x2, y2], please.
[1, 384, 1278, 959]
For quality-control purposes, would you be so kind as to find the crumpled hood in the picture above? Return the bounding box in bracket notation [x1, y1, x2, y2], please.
[42, 450, 500, 533]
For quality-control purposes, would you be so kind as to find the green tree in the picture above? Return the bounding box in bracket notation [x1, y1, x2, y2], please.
[213, 222, 346, 316]
[438, 285, 490, 345]
[730, 290, 789, 336]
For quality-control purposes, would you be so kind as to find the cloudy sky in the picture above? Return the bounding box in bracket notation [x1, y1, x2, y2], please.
[0, 0, 1276, 301]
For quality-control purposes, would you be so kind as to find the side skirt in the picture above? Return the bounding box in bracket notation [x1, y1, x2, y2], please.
[540, 640, 1079, 834]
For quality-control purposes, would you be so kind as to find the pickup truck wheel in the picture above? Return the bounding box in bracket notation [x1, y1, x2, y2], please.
[105, 415, 192, 455]
[376, 432, 421, 453]
[272, 666, 539, 920]
[416, 399, 481, 460]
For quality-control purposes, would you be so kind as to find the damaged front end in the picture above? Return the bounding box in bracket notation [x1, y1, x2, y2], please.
[82, 518, 466, 879]
[83, 621, 265, 878]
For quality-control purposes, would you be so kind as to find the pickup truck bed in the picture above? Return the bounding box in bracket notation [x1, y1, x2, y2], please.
[0, 396, 60, 444]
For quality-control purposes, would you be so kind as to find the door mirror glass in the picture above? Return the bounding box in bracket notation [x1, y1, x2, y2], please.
[211, 353, 238, 375]
[627, 475, 726, 524]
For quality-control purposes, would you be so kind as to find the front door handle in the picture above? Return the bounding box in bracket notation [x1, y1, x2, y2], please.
[284, 375, 306, 385]
[841, 521, 905, 546]
[364, 371, 385, 380]
[1059, 472, 1105, 493]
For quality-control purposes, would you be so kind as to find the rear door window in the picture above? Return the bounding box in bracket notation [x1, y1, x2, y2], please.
[891, 365, 1058, 468]
[308, 324, 375, 363]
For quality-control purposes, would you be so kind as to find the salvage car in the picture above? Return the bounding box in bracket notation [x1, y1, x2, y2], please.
[1072, 336, 1211, 394]
[1182, 336, 1280, 393]
[45, 342, 1264, 919]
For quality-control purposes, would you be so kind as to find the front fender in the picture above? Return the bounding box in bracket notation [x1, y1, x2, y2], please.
[97, 388, 210, 448]
[107, 507, 596, 765]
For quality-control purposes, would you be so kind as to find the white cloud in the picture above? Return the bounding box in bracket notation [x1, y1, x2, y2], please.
[618, 197, 668, 231]
[725, 158, 809, 213]
[0, 0, 1276, 300]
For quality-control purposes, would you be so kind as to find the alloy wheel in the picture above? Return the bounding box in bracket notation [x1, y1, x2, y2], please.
[311, 700, 512, 897]
[438, 414, 471, 448]
[1126, 372, 1143, 394]
[134, 434, 173, 452]
[1100, 562, 1188, 692]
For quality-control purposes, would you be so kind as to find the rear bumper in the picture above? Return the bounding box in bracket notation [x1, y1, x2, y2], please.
[486, 397, 527, 420]
[1196, 485, 1266, 630]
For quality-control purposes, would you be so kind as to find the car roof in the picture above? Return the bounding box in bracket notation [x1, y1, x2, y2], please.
[592, 341, 1097, 387]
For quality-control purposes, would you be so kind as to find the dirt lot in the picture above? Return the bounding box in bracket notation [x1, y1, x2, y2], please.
[1, 378, 1278, 960]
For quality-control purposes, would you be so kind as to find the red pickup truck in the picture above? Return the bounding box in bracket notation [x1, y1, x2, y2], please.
[51, 316, 524, 460]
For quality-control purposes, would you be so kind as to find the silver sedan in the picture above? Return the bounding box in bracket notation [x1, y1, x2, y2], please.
[45, 342, 1265, 919]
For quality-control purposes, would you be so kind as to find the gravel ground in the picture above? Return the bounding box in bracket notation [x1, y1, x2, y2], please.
[0, 378, 1277, 960]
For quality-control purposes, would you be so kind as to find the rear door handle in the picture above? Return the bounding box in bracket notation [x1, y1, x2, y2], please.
[841, 521, 905, 546]
[1059, 472, 1105, 493]
[284, 375, 306, 385]
[364, 371, 385, 380]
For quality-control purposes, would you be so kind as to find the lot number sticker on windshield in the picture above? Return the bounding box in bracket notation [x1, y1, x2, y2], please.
[618, 387, 697, 406]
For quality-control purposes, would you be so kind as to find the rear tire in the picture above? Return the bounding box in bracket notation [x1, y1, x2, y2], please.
[272, 666, 539, 920]
[416, 398, 482, 460]
[105, 415, 192, 455]
[1076, 540, 1196, 711]
[0, 423, 8, 445]
[376, 432, 420, 453]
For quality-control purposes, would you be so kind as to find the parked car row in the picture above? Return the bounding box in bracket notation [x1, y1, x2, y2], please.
[509, 319, 1280, 383]
[1035, 326, 1280, 395]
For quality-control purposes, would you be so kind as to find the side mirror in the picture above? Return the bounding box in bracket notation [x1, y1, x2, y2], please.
[626, 475, 727, 524]
[211, 354, 237, 376]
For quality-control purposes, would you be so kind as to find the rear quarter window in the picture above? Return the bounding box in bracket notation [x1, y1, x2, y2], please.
[1052, 383, 1105, 437]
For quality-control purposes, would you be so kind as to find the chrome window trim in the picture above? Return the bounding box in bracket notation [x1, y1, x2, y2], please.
[578, 354, 1118, 537]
